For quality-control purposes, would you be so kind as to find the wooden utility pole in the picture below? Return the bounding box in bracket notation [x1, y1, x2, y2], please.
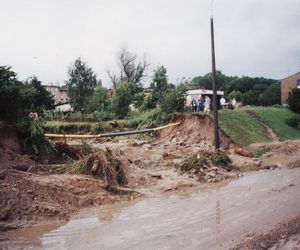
[210, 17, 220, 150]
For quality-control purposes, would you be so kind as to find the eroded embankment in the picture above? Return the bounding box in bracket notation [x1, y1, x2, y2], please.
[1, 114, 299, 236]
[0, 122, 135, 233]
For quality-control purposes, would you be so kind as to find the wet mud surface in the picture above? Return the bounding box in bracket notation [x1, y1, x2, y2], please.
[3, 167, 300, 250]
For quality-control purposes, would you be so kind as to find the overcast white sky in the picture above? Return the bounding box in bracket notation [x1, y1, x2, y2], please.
[0, 0, 299, 87]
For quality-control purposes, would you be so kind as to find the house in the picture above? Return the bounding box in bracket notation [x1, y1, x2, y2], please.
[45, 84, 69, 105]
[44, 84, 73, 112]
[281, 72, 300, 105]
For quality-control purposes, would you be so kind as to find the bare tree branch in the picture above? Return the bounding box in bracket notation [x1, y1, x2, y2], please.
[107, 46, 149, 87]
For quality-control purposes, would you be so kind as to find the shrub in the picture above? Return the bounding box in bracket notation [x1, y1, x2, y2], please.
[255, 147, 271, 157]
[228, 90, 242, 102]
[287, 88, 300, 113]
[285, 116, 300, 128]
[16, 116, 50, 155]
[110, 83, 133, 119]
[159, 89, 186, 114]
[138, 109, 172, 128]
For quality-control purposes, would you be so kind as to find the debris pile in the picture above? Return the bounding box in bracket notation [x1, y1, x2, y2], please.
[68, 149, 127, 187]
[54, 141, 87, 160]
[178, 150, 234, 183]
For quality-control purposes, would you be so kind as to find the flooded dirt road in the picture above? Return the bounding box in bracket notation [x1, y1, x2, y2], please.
[5, 168, 300, 250]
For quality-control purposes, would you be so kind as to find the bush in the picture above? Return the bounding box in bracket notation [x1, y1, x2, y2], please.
[228, 90, 242, 102]
[16, 116, 50, 155]
[43, 110, 117, 122]
[255, 147, 271, 157]
[110, 84, 133, 119]
[139, 96, 156, 111]
[287, 88, 300, 113]
[137, 109, 172, 129]
[159, 89, 186, 114]
[285, 116, 300, 128]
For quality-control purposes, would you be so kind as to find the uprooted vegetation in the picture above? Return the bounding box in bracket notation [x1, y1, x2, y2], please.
[178, 150, 233, 182]
[59, 149, 127, 187]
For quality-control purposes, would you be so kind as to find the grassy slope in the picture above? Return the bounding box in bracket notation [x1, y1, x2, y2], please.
[219, 107, 300, 146]
[248, 107, 300, 140]
[219, 109, 270, 147]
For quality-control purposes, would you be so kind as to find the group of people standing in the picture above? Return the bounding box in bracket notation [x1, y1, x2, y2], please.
[191, 96, 237, 113]
[191, 96, 211, 114]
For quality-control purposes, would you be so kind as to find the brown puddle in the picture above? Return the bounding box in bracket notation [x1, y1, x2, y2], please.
[3, 167, 300, 250]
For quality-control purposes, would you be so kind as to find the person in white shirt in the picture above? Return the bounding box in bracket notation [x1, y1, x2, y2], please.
[220, 97, 226, 109]
[204, 96, 211, 114]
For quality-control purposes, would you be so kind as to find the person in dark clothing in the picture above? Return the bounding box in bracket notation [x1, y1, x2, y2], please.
[198, 97, 204, 112]
[191, 99, 197, 112]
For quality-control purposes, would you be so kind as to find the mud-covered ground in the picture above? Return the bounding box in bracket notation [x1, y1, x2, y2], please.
[1, 115, 300, 249]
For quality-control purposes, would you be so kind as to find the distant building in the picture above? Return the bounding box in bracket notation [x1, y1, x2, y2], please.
[44, 84, 69, 105]
[281, 72, 300, 105]
[186, 89, 224, 107]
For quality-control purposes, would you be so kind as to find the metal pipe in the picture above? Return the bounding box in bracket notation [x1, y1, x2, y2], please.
[45, 122, 180, 139]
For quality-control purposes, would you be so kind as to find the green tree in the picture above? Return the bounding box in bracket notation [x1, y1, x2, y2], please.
[151, 65, 169, 101]
[25, 76, 54, 111]
[242, 90, 260, 106]
[0, 66, 55, 121]
[260, 83, 280, 106]
[0, 66, 22, 121]
[85, 86, 110, 113]
[287, 88, 300, 113]
[159, 88, 186, 113]
[66, 58, 99, 111]
[111, 83, 133, 118]
[228, 90, 242, 102]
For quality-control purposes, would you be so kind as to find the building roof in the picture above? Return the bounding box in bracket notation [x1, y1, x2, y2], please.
[186, 89, 224, 96]
[280, 72, 300, 81]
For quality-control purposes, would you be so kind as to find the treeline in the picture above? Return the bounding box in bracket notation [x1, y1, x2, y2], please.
[65, 48, 186, 120]
[192, 71, 280, 106]
[0, 47, 284, 123]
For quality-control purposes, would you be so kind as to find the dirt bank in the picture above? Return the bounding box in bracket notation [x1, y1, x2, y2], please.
[0, 122, 35, 170]
[0, 122, 135, 233]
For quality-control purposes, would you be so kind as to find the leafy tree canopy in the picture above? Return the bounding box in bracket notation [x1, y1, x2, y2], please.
[150, 65, 169, 97]
[66, 58, 99, 111]
[85, 86, 110, 113]
[111, 83, 133, 118]
[260, 83, 280, 106]
[0, 66, 54, 121]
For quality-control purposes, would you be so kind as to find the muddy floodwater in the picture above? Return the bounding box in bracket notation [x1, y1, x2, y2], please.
[5, 168, 300, 250]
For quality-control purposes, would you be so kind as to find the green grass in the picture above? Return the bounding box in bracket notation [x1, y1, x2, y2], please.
[219, 109, 270, 147]
[219, 107, 300, 146]
[246, 107, 300, 140]
[45, 120, 139, 134]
